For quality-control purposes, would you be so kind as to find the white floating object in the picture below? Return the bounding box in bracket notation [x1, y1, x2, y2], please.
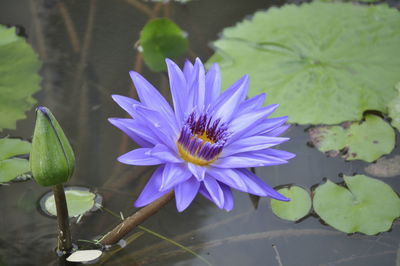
[66, 250, 102, 262]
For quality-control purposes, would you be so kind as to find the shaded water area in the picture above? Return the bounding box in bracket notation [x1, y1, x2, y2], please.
[1, 0, 400, 265]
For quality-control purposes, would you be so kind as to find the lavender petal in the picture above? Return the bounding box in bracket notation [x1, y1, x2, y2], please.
[160, 163, 192, 191]
[175, 177, 200, 212]
[118, 148, 163, 166]
[134, 166, 170, 207]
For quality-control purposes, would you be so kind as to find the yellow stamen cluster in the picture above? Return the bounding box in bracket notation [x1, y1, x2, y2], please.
[177, 132, 218, 166]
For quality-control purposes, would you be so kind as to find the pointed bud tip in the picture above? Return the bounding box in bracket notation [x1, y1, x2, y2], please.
[37, 106, 48, 114]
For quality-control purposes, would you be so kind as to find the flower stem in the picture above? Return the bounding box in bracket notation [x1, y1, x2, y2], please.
[99, 190, 174, 245]
[52, 184, 72, 253]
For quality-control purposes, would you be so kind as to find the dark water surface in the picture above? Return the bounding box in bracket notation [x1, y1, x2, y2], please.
[0, 0, 399, 265]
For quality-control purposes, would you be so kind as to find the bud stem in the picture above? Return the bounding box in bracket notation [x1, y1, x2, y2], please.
[52, 184, 72, 253]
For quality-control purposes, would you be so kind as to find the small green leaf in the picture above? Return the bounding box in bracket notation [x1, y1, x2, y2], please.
[207, 3, 400, 125]
[0, 137, 31, 160]
[309, 114, 395, 162]
[388, 82, 400, 131]
[313, 175, 400, 235]
[42, 188, 97, 217]
[30, 107, 75, 186]
[0, 26, 41, 131]
[0, 138, 31, 183]
[140, 18, 188, 72]
[271, 186, 311, 221]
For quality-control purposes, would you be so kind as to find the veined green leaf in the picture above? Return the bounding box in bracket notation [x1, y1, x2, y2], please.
[207, 3, 400, 125]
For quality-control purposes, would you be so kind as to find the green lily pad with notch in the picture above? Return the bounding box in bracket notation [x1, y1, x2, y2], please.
[0, 26, 41, 131]
[271, 186, 312, 221]
[41, 187, 100, 218]
[140, 18, 188, 72]
[308, 114, 395, 162]
[207, 3, 400, 125]
[313, 175, 400, 235]
[0, 138, 31, 183]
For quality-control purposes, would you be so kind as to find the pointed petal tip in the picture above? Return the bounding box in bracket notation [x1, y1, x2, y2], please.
[176, 205, 186, 212]
[224, 205, 234, 212]
[176, 199, 189, 212]
[111, 94, 120, 100]
[107, 117, 117, 124]
[268, 103, 280, 111]
[129, 70, 142, 81]
[286, 152, 296, 160]
[272, 194, 290, 202]
[184, 59, 193, 66]
[194, 57, 203, 65]
[133, 200, 145, 208]
[165, 58, 178, 68]
[37, 106, 47, 114]
[116, 154, 126, 164]
[209, 62, 220, 70]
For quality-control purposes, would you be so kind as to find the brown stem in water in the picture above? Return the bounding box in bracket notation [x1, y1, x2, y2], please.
[57, 2, 81, 52]
[52, 184, 72, 253]
[99, 190, 174, 245]
[125, 0, 153, 17]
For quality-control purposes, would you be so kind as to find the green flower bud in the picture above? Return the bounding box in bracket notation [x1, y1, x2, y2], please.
[30, 107, 75, 186]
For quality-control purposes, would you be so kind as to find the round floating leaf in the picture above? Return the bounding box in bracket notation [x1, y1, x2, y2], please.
[0, 26, 41, 131]
[41, 187, 100, 218]
[271, 186, 311, 221]
[0, 138, 31, 183]
[309, 114, 395, 162]
[66, 250, 102, 262]
[388, 82, 400, 131]
[313, 175, 400, 235]
[207, 3, 400, 125]
[140, 18, 188, 72]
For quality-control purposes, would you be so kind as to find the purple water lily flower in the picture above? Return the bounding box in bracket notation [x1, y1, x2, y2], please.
[109, 58, 295, 212]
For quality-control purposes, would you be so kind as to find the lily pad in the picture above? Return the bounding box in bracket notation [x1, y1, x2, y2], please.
[308, 114, 395, 162]
[0, 26, 41, 131]
[388, 82, 400, 131]
[140, 18, 188, 72]
[270, 186, 311, 221]
[40, 187, 101, 218]
[313, 175, 400, 235]
[364, 155, 400, 178]
[207, 3, 400, 125]
[0, 138, 31, 183]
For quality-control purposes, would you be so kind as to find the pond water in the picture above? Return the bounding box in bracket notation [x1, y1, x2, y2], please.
[0, 0, 399, 265]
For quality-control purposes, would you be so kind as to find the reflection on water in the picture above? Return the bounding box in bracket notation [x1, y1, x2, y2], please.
[0, 0, 399, 265]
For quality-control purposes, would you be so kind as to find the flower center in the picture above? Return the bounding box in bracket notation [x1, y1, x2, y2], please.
[177, 112, 228, 166]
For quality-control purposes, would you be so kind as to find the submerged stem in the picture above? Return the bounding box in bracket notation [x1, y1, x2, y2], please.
[52, 184, 72, 253]
[99, 190, 174, 245]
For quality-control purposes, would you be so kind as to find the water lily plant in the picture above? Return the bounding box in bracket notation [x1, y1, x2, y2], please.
[109, 58, 295, 212]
